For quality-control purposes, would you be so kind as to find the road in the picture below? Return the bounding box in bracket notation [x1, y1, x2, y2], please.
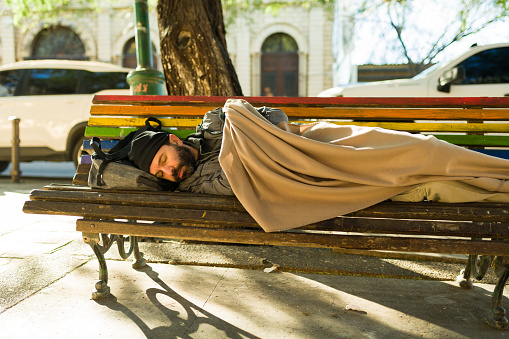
[0, 161, 75, 179]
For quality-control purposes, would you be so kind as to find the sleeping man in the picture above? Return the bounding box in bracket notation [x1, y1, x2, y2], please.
[127, 99, 509, 232]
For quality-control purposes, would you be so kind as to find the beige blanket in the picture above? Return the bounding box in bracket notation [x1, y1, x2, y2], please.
[219, 99, 509, 232]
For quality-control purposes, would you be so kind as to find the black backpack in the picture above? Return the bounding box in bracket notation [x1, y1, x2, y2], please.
[89, 117, 175, 191]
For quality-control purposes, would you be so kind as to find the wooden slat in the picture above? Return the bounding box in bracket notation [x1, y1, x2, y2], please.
[72, 173, 88, 186]
[82, 139, 117, 151]
[72, 162, 90, 185]
[23, 194, 509, 237]
[88, 117, 202, 127]
[27, 188, 509, 224]
[86, 117, 509, 133]
[83, 125, 509, 147]
[75, 219, 509, 255]
[23, 194, 509, 238]
[84, 126, 134, 138]
[327, 122, 509, 133]
[22, 200, 257, 226]
[477, 149, 509, 159]
[434, 134, 509, 147]
[313, 217, 509, 237]
[29, 188, 245, 212]
[92, 95, 509, 109]
[90, 105, 210, 116]
[43, 184, 93, 191]
[84, 126, 194, 139]
[90, 105, 509, 121]
[75, 162, 90, 174]
[78, 155, 91, 164]
[39, 185, 509, 219]
[347, 200, 509, 221]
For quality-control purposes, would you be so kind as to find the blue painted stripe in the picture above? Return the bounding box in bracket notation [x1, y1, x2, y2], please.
[474, 149, 509, 160]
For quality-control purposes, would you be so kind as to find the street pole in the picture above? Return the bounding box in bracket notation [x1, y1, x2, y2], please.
[127, 0, 165, 95]
[9, 116, 20, 183]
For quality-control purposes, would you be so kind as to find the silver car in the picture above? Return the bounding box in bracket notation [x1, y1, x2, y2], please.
[0, 60, 131, 172]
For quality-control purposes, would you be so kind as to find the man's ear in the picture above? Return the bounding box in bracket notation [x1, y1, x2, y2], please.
[168, 134, 183, 146]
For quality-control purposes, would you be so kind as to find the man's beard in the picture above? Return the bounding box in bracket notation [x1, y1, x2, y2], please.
[171, 144, 197, 182]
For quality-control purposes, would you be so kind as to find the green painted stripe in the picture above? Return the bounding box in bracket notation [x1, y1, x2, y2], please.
[85, 126, 195, 139]
[434, 134, 509, 146]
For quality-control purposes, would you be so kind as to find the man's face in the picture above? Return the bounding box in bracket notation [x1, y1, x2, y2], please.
[149, 141, 197, 182]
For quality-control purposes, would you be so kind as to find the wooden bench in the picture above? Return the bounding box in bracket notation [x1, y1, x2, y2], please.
[23, 95, 509, 330]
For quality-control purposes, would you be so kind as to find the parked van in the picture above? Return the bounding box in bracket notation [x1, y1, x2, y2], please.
[0, 60, 132, 172]
[318, 43, 509, 97]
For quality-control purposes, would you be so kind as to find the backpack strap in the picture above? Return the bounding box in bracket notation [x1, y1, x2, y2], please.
[145, 117, 163, 130]
[90, 137, 110, 186]
[90, 137, 106, 159]
[219, 108, 226, 123]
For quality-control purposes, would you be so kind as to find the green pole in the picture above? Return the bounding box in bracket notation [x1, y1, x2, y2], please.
[127, 0, 165, 95]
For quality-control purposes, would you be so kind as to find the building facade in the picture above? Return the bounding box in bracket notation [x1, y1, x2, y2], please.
[0, 1, 335, 96]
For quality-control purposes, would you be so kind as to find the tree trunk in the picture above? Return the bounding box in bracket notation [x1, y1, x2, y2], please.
[156, 0, 243, 96]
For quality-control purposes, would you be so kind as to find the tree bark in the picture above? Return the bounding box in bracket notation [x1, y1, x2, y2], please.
[157, 0, 243, 96]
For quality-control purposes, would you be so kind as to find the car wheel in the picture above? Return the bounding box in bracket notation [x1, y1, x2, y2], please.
[0, 161, 9, 173]
[72, 137, 87, 168]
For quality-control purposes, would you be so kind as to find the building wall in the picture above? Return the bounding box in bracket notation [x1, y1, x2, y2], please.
[330, 0, 356, 86]
[0, 2, 333, 96]
[227, 5, 334, 96]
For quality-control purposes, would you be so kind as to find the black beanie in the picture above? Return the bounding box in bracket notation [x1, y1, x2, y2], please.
[128, 130, 169, 172]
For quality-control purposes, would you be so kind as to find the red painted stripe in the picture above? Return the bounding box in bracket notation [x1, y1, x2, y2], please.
[93, 95, 509, 108]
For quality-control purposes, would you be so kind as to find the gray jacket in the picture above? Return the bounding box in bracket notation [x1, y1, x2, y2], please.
[177, 106, 288, 195]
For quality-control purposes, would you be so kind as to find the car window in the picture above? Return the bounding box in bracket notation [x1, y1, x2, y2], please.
[23, 69, 80, 95]
[80, 71, 129, 93]
[455, 47, 509, 85]
[0, 70, 21, 97]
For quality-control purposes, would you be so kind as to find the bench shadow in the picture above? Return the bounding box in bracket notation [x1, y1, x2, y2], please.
[93, 263, 419, 338]
[139, 242, 499, 283]
[300, 272, 508, 336]
[95, 264, 259, 339]
[89, 256, 509, 337]
[136, 242, 506, 336]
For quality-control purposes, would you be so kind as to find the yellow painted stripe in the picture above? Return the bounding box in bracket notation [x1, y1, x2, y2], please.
[307, 121, 509, 133]
[90, 105, 509, 120]
[88, 117, 202, 127]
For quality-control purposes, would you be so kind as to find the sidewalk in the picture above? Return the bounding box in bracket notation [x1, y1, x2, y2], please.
[0, 175, 508, 338]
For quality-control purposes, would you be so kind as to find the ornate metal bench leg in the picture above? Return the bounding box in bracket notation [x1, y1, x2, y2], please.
[486, 261, 509, 330]
[83, 233, 111, 300]
[456, 254, 474, 289]
[115, 233, 147, 269]
[458, 254, 509, 330]
[131, 236, 147, 269]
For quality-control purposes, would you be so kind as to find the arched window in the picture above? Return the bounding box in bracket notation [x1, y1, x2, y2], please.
[261, 33, 299, 97]
[122, 37, 158, 69]
[31, 26, 86, 60]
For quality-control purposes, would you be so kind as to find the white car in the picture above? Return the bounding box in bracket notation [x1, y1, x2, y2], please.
[318, 43, 509, 97]
[0, 60, 132, 173]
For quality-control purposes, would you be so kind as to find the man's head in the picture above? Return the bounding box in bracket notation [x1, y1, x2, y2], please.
[129, 131, 197, 182]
